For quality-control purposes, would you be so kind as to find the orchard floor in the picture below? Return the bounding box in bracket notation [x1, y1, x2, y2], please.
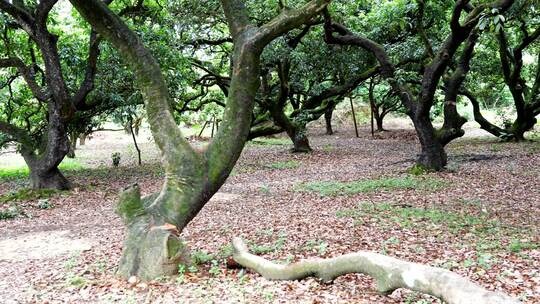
[0, 124, 539, 304]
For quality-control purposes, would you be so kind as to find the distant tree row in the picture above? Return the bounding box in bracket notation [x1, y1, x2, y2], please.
[1, 0, 538, 186]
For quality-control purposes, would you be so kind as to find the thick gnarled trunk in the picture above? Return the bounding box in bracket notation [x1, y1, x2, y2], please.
[115, 186, 191, 279]
[22, 107, 72, 190]
[413, 116, 447, 170]
[292, 126, 312, 153]
[323, 2, 514, 172]
[28, 166, 70, 190]
[70, 0, 331, 280]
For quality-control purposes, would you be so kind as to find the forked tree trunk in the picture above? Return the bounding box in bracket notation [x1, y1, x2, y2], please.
[70, 0, 331, 280]
[115, 185, 192, 279]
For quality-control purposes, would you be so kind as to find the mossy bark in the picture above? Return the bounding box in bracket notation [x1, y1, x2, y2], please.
[70, 0, 331, 280]
[510, 116, 537, 141]
[291, 125, 312, 153]
[116, 186, 190, 279]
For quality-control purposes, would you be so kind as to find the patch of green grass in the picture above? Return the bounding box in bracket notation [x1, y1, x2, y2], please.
[259, 185, 271, 195]
[65, 274, 88, 288]
[337, 202, 499, 235]
[489, 143, 503, 152]
[407, 164, 431, 176]
[322, 144, 334, 152]
[381, 236, 400, 255]
[64, 251, 81, 270]
[303, 239, 329, 256]
[0, 158, 85, 180]
[218, 244, 234, 258]
[249, 231, 288, 255]
[298, 176, 447, 196]
[0, 188, 65, 204]
[508, 240, 539, 253]
[250, 137, 290, 146]
[453, 250, 499, 272]
[0, 204, 21, 220]
[191, 250, 216, 265]
[265, 160, 300, 170]
[37, 199, 54, 209]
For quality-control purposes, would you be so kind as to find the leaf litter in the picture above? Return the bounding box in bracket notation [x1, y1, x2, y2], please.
[0, 126, 538, 303]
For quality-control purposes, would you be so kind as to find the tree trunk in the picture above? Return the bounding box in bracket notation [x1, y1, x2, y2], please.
[67, 144, 76, 159]
[22, 105, 72, 190]
[511, 116, 537, 141]
[413, 116, 447, 171]
[79, 133, 87, 145]
[376, 116, 384, 132]
[465, 90, 537, 141]
[67, 132, 78, 159]
[324, 103, 334, 135]
[70, 0, 331, 281]
[28, 163, 71, 190]
[115, 186, 191, 280]
[129, 119, 142, 165]
[290, 123, 312, 153]
[293, 133, 312, 152]
[350, 97, 359, 138]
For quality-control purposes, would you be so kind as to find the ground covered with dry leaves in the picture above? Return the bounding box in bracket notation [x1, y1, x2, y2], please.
[0, 125, 539, 304]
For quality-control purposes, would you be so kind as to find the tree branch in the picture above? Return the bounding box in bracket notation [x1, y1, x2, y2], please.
[323, 12, 416, 113]
[36, 0, 59, 28]
[254, 0, 330, 48]
[461, 89, 514, 140]
[0, 120, 34, 148]
[0, 0, 35, 36]
[232, 237, 521, 304]
[73, 30, 102, 109]
[219, 0, 253, 41]
[0, 57, 49, 101]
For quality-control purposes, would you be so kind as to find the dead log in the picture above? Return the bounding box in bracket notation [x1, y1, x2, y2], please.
[231, 237, 520, 304]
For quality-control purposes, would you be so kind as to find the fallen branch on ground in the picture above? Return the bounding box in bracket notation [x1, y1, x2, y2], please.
[231, 237, 520, 304]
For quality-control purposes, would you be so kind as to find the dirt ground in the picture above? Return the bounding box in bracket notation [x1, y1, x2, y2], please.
[0, 122, 539, 303]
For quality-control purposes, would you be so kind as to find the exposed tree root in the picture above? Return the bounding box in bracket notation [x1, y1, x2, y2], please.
[232, 238, 520, 304]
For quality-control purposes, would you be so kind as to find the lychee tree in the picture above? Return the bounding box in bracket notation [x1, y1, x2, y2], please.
[68, 0, 331, 280]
